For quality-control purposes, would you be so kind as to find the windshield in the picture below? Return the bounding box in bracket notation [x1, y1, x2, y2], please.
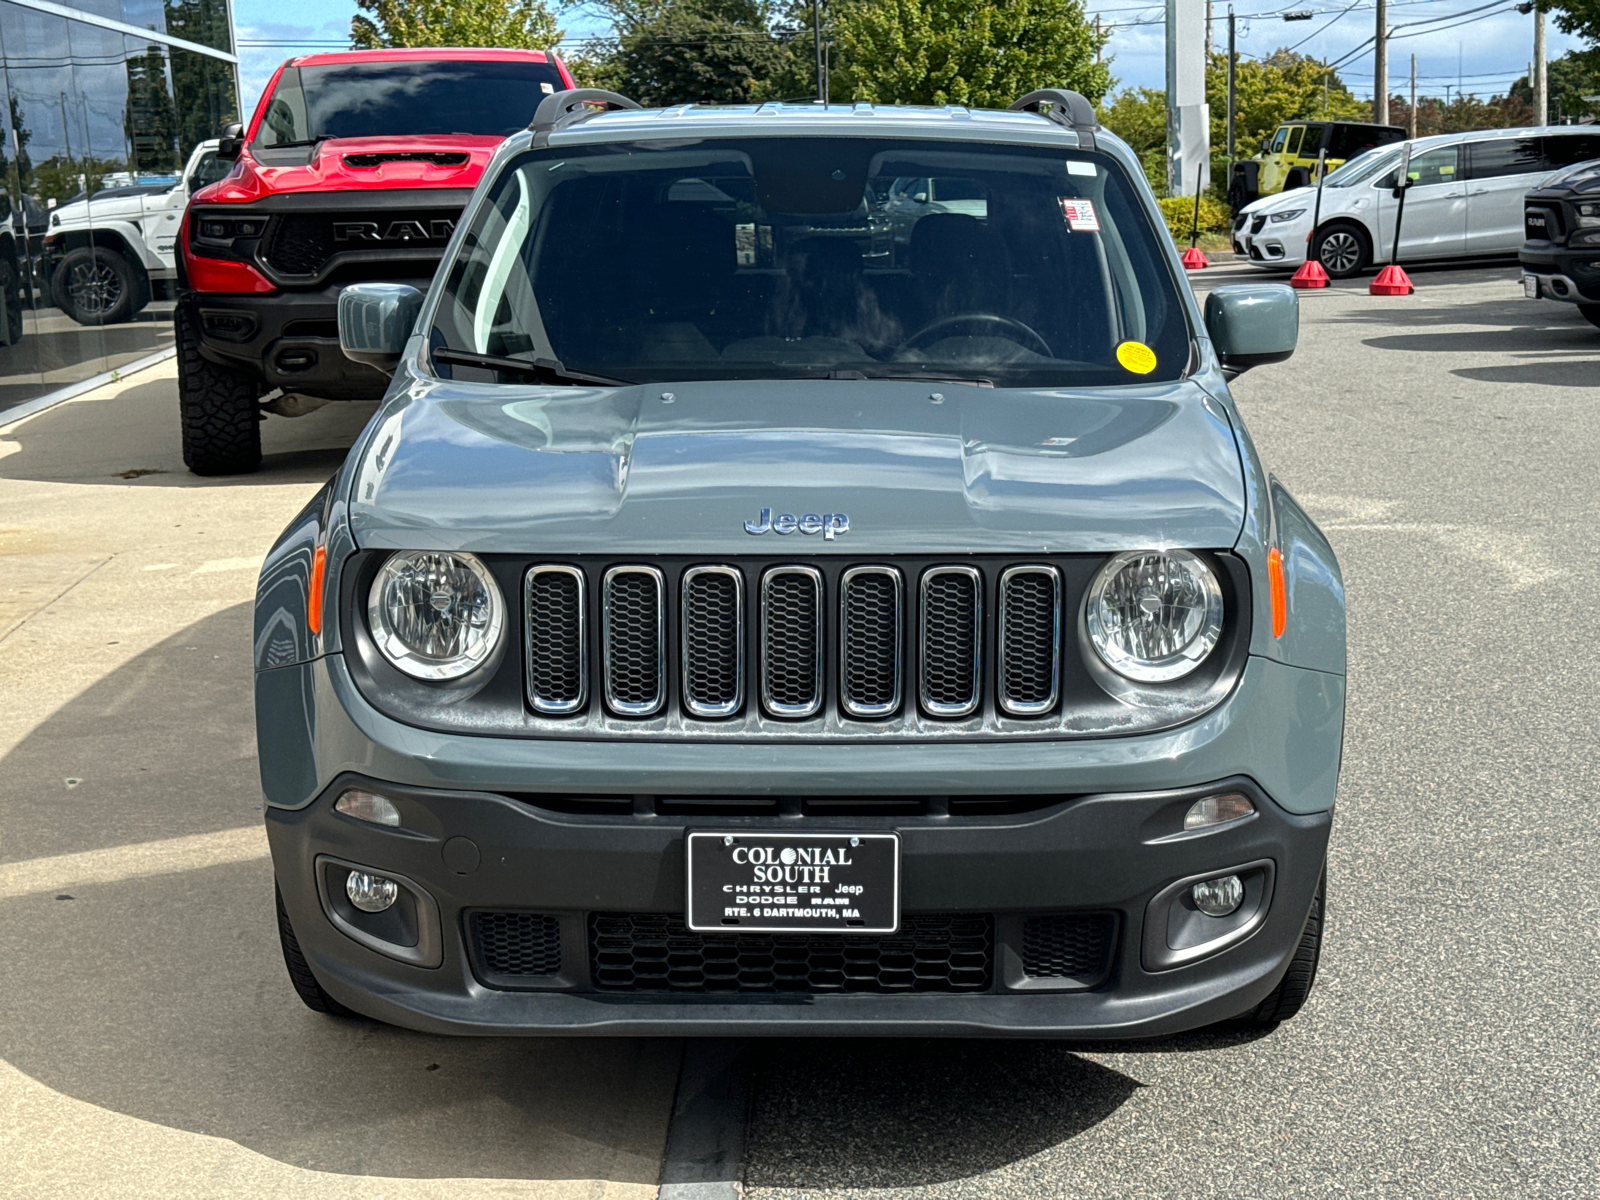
[430, 137, 1190, 388]
[258, 60, 566, 145]
[1324, 148, 1400, 188]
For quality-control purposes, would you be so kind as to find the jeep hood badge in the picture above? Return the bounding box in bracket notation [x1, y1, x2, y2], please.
[744, 508, 849, 539]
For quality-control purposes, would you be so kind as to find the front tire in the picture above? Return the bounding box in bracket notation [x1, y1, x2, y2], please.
[177, 301, 263, 475]
[1236, 870, 1325, 1026]
[1310, 223, 1371, 279]
[52, 246, 141, 325]
[276, 885, 361, 1018]
[1579, 303, 1600, 330]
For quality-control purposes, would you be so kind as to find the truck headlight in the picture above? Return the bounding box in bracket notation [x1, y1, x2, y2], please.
[1576, 202, 1600, 229]
[368, 551, 503, 680]
[1268, 208, 1306, 223]
[1085, 550, 1224, 682]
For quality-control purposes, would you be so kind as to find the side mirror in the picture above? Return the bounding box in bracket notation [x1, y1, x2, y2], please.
[339, 283, 423, 372]
[1204, 284, 1298, 378]
[217, 122, 244, 163]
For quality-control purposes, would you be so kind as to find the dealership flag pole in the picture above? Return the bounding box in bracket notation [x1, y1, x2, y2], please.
[1371, 143, 1415, 294]
[1290, 149, 1331, 287]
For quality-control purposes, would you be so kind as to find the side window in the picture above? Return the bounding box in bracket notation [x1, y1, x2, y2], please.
[1270, 127, 1289, 153]
[1285, 126, 1305, 157]
[1407, 146, 1459, 187]
[189, 152, 230, 193]
[1543, 134, 1600, 169]
[1467, 138, 1544, 180]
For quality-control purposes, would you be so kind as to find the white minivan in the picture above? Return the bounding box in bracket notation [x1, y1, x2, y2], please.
[1235, 126, 1600, 278]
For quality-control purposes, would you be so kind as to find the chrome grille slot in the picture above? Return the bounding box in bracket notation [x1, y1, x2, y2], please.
[760, 566, 823, 718]
[920, 566, 982, 717]
[840, 566, 902, 717]
[998, 565, 1060, 716]
[524, 565, 587, 714]
[681, 566, 744, 718]
[602, 566, 665, 716]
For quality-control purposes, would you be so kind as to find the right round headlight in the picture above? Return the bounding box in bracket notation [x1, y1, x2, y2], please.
[1085, 549, 1224, 682]
[367, 551, 504, 680]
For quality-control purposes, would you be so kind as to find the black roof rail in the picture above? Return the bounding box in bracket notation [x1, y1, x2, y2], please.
[528, 88, 642, 144]
[1008, 89, 1099, 151]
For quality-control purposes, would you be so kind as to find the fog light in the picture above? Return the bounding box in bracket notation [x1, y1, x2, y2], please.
[334, 788, 401, 827]
[346, 870, 399, 913]
[1191, 875, 1244, 917]
[1184, 793, 1255, 830]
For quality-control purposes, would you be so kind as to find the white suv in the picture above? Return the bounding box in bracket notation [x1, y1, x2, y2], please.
[1235, 126, 1600, 278]
[42, 139, 231, 325]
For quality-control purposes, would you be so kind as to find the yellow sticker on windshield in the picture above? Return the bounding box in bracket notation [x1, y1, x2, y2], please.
[1116, 341, 1157, 375]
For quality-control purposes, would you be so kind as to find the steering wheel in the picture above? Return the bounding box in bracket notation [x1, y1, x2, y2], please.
[897, 313, 1054, 359]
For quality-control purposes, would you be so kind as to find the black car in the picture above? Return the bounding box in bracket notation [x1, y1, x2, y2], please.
[1521, 153, 1600, 329]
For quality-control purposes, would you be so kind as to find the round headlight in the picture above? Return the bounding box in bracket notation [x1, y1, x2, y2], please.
[367, 551, 504, 680]
[1085, 550, 1223, 682]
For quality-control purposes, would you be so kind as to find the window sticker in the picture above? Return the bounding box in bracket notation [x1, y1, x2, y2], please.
[1061, 198, 1100, 232]
[1116, 341, 1157, 375]
[540, 81, 555, 94]
[1066, 161, 1096, 177]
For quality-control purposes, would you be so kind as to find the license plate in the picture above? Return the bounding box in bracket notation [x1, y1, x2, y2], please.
[686, 831, 900, 933]
[1524, 274, 1540, 298]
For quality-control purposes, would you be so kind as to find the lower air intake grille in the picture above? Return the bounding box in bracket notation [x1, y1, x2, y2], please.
[1021, 913, 1116, 985]
[589, 912, 993, 992]
[603, 566, 665, 715]
[920, 567, 981, 716]
[760, 567, 822, 717]
[468, 911, 563, 985]
[526, 566, 586, 714]
[681, 567, 743, 717]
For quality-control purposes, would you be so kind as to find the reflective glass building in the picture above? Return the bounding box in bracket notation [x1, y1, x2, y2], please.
[0, 0, 238, 414]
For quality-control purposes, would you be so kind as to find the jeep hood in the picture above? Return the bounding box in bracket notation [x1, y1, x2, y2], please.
[346, 380, 1247, 555]
[198, 135, 499, 203]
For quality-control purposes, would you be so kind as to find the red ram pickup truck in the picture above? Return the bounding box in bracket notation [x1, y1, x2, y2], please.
[178, 47, 575, 475]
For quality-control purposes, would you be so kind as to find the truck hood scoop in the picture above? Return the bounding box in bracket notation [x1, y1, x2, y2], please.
[347, 379, 1247, 555]
[342, 151, 470, 168]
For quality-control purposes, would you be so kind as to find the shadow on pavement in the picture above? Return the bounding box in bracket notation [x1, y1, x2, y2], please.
[744, 1039, 1139, 1189]
[0, 375, 377, 487]
[0, 604, 676, 1185]
[1449, 359, 1600, 387]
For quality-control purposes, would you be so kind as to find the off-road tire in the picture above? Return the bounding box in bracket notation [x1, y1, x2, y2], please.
[1579, 303, 1600, 330]
[276, 884, 361, 1018]
[1310, 222, 1371, 279]
[1237, 870, 1325, 1026]
[1284, 168, 1309, 190]
[177, 301, 263, 475]
[0, 253, 22, 346]
[52, 246, 141, 325]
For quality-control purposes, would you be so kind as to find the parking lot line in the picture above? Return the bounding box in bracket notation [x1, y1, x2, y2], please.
[0, 825, 267, 900]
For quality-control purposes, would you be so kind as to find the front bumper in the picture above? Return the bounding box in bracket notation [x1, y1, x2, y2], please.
[1520, 245, 1600, 305]
[187, 286, 424, 399]
[260, 651, 1343, 1037]
[1235, 220, 1307, 269]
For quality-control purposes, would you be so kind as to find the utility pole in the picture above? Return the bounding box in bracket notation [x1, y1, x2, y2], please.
[1226, 7, 1236, 166]
[1534, 3, 1548, 125]
[1409, 54, 1417, 139]
[1206, 0, 1214, 55]
[1096, 15, 1103, 63]
[813, 0, 825, 105]
[1374, 0, 1388, 124]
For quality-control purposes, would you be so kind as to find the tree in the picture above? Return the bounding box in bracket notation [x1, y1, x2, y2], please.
[1545, 0, 1600, 50]
[352, 0, 562, 49]
[125, 45, 180, 174]
[164, 1, 241, 156]
[612, 0, 795, 105]
[1510, 49, 1600, 121]
[831, 0, 1111, 109]
[1386, 93, 1534, 138]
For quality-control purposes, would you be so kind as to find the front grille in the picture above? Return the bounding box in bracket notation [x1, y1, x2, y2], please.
[525, 566, 586, 714]
[1525, 205, 1562, 242]
[840, 567, 902, 717]
[920, 567, 982, 717]
[602, 566, 665, 715]
[760, 566, 823, 717]
[1021, 913, 1116, 985]
[468, 911, 562, 984]
[1250, 215, 1267, 235]
[681, 566, 743, 717]
[998, 566, 1060, 715]
[589, 912, 993, 992]
[260, 209, 461, 277]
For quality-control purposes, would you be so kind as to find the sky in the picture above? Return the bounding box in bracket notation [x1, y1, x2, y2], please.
[231, 0, 1587, 122]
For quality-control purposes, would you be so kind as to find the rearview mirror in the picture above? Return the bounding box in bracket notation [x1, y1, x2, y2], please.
[1204, 284, 1298, 378]
[339, 283, 423, 372]
[217, 122, 244, 163]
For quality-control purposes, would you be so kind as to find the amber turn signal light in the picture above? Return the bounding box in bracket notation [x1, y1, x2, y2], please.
[1267, 547, 1286, 638]
[307, 544, 327, 635]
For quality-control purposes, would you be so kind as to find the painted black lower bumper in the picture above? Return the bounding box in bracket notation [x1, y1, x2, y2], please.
[267, 774, 1332, 1037]
[1520, 246, 1600, 304]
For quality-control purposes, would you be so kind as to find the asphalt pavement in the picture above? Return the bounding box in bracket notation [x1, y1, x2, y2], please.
[1, 262, 1596, 1198]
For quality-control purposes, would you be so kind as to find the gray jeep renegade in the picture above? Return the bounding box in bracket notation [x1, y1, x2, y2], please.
[255, 88, 1344, 1037]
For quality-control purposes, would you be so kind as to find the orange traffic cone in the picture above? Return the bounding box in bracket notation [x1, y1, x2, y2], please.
[1289, 259, 1329, 288]
[1369, 264, 1414, 296]
[1181, 245, 1210, 269]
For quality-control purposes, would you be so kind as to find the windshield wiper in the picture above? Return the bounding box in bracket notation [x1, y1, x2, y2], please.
[858, 370, 996, 387]
[433, 348, 631, 387]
